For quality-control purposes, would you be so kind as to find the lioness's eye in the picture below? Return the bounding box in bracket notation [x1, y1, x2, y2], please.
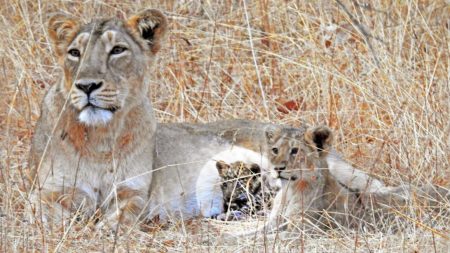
[291, 148, 299, 155]
[272, 147, 279, 155]
[68, 49, 81, 57]
[110, 46, 127, 55]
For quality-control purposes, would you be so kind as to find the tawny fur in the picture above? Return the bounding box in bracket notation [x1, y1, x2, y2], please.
[27, 9, 168, 230]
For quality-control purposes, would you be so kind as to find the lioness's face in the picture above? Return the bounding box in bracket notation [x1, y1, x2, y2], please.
[48, 9, 167, 125]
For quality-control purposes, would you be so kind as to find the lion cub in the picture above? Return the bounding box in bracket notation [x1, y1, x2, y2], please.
[196, 146, 272, 218]
[230, 126, 357, 235]
[214, 161, 276, 220]
[241, 126, 450, 236]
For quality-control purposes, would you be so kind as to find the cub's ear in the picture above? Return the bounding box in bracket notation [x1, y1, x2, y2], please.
[265, 125, 281, 143]
[127, 9, 168, 54]
[215, 160, 229, 177]
[249, 164, 261, 174]
[304, 126, 333, 157]
[48, 13, 81, 56]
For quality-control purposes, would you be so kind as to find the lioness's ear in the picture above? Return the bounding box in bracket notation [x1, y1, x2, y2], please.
[127, 9, 168, 54]
[48, 13, 81, 56]
[216, 161, 229, 177]
[304, 126, 333, 157]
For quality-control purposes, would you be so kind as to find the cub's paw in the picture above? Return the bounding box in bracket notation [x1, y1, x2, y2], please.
[216, 210, 246, 221]
[201, 205, 223, 218]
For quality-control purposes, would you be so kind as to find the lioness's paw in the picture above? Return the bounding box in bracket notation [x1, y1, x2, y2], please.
[95, 209, 140, 235]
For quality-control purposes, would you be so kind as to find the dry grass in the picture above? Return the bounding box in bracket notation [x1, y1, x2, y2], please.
[0, 0, 449, 252]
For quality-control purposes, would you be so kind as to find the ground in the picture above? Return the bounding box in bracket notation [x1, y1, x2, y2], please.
[0, 0, 449, 252]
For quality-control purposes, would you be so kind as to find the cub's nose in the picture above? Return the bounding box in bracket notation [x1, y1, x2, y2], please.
[274, 167, 286, 172]
[75, 80, 103, 95]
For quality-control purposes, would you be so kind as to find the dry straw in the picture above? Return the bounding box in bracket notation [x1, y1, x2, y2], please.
[0, 0, 448, 252]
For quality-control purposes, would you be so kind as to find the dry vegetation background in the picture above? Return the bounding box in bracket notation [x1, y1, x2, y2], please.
[0, 0, 449, 252]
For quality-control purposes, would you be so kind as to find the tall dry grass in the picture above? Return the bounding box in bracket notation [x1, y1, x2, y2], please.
[0, 0, 449, 252]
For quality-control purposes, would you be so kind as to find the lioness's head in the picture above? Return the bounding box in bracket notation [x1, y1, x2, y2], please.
[48, 9, 168, 125]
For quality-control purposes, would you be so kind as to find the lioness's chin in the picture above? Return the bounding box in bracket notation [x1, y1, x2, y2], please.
[79, 107, 113, 126]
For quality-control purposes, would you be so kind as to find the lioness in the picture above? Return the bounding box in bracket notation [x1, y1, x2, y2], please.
[27, 9, 168, 229]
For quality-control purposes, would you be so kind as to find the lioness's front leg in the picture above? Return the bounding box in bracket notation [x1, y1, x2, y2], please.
[99, 186, 148, 231]
[29, 185, 98, 227]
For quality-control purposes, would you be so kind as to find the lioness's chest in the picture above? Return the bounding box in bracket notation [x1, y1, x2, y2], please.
[39, 129, 150, 190]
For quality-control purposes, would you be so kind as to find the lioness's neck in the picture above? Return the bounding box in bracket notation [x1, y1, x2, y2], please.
[52, 87, 155, 158]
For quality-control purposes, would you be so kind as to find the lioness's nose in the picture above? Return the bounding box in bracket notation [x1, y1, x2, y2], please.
[75, 80, 103, 95]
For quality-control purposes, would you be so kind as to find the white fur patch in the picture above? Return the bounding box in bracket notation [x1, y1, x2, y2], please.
[210, 146, 272, 168]
[79, 107, 113, 126]
[326, 152, 385, 193]
[101, 30, 116, 52]
[79, 183, 97, 201]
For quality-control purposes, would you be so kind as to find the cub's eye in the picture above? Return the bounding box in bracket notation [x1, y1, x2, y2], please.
[291, 148, 299, 155]
[110, 46, 127, 55]
[271, 147, 279, 155]
[68, 49, 81, 57]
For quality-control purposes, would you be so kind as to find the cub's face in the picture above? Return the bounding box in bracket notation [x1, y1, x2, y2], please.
[282, 126, 334, 184]
[48, 10, 167, 125]
[265, 126, 303, 181]
[265, 126, 333, 187]
[216, 161, 262, 212]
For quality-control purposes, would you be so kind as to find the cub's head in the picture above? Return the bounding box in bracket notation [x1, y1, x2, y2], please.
[216, 161, 262, 212]
[48, 9, 168, 125]
[264, 125, 304, 181]
[284, 125, 333, 180]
